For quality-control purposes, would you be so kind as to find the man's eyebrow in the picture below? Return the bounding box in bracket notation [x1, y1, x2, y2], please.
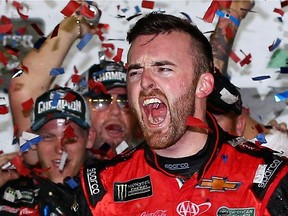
[127, 63, 143, 71]
[152, 61, 176, 67]
[127, 61, 176, 71]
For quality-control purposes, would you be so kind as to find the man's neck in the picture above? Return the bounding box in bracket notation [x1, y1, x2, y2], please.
[154, 130, 209, 158]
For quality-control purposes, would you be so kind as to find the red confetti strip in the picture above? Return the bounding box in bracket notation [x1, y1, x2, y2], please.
[71, 74, 80, 84]
[63, 125, 76, 139]
[229, 50, 241, 63]
[273, 8, 285, 16]
[0, 105, 9, 114]
[0, 52, 8, 66]
[203, 0, 231, 23]
[12, 1, 29, 20]
[60, 0, 81, 17]
[31, 23, 44, 36]
[6, 46, 19, 57]
[96, 28, 105, 41]
[71, 66, 80, 84]
[20, 61, 29, 73]
[185, 115, 210, 130]
[102, 43, 115, 58]
[64, 91, 76, 103]
[16, 27, 26, 35]
[225, 25, 234, 41]
[281, 0, 288, 8]
[21, 98, 34, 111]
[142, 0, 154, 9]
[88, 80, 108, 94]
[80, 4, 95, 19]
[112, 48, 123, 63]
[239, 53, 252, 67]
[11, 155, 31, 176]
[51, 23, 60, 38]
[0, 23, 13, 34]
[0, 15, 11, 24]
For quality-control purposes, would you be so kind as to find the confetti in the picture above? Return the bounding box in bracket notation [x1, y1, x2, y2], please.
[274, 90, 288, 102]
[21, 98, 34, 111]
[50, 67, 65, 76]
[59, 151, 68, 171]
[76, 32, 93, 51]
[112, 48, 123, 63]
[268, 38, 281, 52]
[186, 115, 210, 130]
[11, 69, 24, 78]
[252, 75, 271, 81]
[60, 0, 80, 17]
[273, 8, 285, 16]
[142, 0, 154, 9]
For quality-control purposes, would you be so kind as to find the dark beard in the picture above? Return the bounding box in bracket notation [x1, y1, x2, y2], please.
[143, 86, 196, 149]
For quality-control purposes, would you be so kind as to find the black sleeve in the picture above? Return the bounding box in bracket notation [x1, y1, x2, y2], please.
[267, 173, 288, 216]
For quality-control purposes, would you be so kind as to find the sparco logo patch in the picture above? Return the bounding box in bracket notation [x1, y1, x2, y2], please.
[114, 175, 152, 202]
[217, 206, 255, 216]
[258, 159, 282, 188]
[164, 163, 189, 171]
[87, 167, 100, 195]
[176, 201, 211, 216]
[84, 166, 106, 206]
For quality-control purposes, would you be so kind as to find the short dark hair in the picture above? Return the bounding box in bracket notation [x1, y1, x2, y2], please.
[126, 12, 214, 76]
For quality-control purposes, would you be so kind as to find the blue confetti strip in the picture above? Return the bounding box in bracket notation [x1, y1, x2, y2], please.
[65, 177, 79, 189]
[274, 90, 288, 102]
[216, 9, 240, 26]
[20, 136, 43, 153]
[77, 32, 93, 51]
[252, 75, 271, 81]
[256, 133, 267, 144]
[50, 67, 65, 76]
[51, 92, 60, 107]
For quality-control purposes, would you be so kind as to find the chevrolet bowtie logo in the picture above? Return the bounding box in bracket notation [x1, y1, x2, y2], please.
[196, 177, 241, 192]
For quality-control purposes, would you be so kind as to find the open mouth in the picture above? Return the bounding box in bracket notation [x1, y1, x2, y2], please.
[142, 97, 167, 125]
[105, 124, 125, 137]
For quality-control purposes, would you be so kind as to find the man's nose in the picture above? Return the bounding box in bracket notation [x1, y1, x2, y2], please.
[140, 68, 155, 90]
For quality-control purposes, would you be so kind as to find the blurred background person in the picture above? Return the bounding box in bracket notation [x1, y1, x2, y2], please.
[8, 1, 142, 163]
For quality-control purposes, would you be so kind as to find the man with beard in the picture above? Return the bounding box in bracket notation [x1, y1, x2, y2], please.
[80, 11, 288, 216]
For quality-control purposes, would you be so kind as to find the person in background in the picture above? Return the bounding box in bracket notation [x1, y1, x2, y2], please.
[8, 0, 142, 163]
[209, 0, 288, 157]
[79, 12, 288, 215]
[0, 87, 94, 215]
[76, 60, 143, 158]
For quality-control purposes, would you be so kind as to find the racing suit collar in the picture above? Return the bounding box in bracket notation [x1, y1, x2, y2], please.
[144, 112, 230, 180]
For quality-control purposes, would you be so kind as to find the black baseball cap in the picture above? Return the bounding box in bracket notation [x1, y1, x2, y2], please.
[207, 72, 242, 115]
[30, 87, 91, 131]
[77, 60, 127, 98]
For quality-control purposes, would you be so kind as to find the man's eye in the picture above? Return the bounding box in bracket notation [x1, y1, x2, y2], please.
[40, 134, 56, 141]
[159, 67, 172, 73]
[129, 70, 141, 77]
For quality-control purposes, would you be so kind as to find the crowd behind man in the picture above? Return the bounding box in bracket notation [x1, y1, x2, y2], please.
[0, 0, 287, 215]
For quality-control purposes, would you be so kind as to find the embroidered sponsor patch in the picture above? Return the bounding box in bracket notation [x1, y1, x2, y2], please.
[176, 201, 211, 216]
[0, 205, 19, 214]
[217, 206, 255, 216]
[83, 166, 106, 206]
[114, 175, 152, 202]
[196, 176, 241, 192]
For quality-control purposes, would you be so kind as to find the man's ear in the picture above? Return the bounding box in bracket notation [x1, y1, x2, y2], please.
[86, 127, 96, 149]
[195, 72, 214, 99]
